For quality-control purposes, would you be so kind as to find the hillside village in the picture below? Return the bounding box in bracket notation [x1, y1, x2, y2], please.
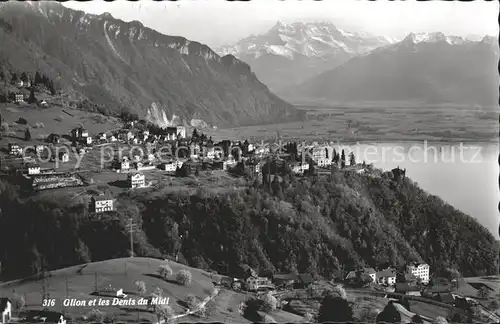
[0, 98, 499, 324]
[0, 67, 499, 324]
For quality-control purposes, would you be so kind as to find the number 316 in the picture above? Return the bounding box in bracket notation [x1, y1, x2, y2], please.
[42, 299, 55, 307]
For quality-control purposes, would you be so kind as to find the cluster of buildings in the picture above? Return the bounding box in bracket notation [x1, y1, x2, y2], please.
[217, 265, 315, 293]
[345, 263, 430, 290]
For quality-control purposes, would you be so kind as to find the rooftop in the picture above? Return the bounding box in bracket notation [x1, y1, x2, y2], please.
[377, 270, 396, 277]
[93, 195, 114, 201]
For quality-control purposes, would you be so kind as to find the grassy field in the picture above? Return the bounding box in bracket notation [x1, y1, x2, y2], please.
[0, 257, 223, 323]
[205, 103, 497, 144]
[0, 257, 307, 324]
[0, 103, 122, 141]
[457, 276, 500, 313]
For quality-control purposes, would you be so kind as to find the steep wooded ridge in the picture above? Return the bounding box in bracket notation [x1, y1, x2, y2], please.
[216, 21, 395, 92]
[280, 32, 499, 105]
[0, 170, 497, 280]
[0, 2, 304, 127]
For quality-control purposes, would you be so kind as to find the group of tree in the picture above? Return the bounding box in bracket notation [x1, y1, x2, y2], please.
[6, 70, 56, 95]
[0, 160, 496, 282]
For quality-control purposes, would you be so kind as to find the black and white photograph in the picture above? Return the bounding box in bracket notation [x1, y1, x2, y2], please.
[0, 0, 498, 323]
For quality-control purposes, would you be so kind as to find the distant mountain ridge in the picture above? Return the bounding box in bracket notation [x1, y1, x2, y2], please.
[0, 2, 304, 127]
[215, 21, 397, 92]
[280, 32, 499, 106]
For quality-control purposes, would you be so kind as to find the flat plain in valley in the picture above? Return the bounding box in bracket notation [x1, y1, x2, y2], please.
[205, 102, 498, 144]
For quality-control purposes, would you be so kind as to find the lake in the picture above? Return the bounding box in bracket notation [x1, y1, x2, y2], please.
[341, 141, 499, 238]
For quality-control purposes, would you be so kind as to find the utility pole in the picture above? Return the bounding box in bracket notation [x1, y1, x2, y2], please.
[126, 218, 137, 258]
[65, 276, 69, 297]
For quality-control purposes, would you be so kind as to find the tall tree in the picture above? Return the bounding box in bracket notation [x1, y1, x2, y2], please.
[25, 128, 31, 141]
[28, 87, 36, 104]
[349, 151, 356, 166]
[34, 71, 42, 85]
[341, 149, 346, 168]
[48, 80, 56, 95]
[11, 73, 18, 83]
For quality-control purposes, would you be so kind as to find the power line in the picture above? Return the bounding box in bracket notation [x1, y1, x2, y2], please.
[126, 218, 137, 258]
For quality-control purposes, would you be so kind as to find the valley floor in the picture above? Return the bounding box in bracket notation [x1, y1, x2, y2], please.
[205, 103, 498, 144]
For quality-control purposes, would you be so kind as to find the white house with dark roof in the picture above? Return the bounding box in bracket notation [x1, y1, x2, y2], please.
[92, 195, 114, 213]
[128, 173, 145, 189]
[0, 298, 11, 323]
[406, 263, 430, 284]
[376, 269, 397, 285]
[27, 164, 41, 175]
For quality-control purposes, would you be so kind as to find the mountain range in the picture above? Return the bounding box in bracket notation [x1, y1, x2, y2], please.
[216, 21, 397, 92]
[279, 32, 499, 106]
[0, 2, 304, 128]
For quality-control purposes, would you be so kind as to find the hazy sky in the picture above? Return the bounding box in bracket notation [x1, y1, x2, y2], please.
[63, 0, 498, 47]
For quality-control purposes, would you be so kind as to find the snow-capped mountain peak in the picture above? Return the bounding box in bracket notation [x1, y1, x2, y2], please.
[402, 32, 470, 45]
[216, 20, 392, 61]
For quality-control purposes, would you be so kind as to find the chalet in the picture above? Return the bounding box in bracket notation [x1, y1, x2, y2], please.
[118, 130, 134, 142]
[8, 143, 22, 156]
[59, 152, 69, 163]
[92, 195, 114, 213]
[14, 93, 24, 103]
[147, 154, 156, 162]
[120, 159, 130, 171]
[245, 276, 272, 292]
[273, 273, 298, 288]
[177, 126, 186, 139]
[71, 127, 89, 140]
[406, 263, 430, 284]
[317, 158, 332, 168]
[165, 127, 178, 141]
[0, 298, 12, 323]
[310, 146, 329, 160]
[128, 173, 145, 189]
[255, 146, 270, 156]
[77, 148, 86, 155]
[40, 100, 48, 107]
[84, 136, 92, 145]
[27, 164, 41, 175]
[97, 133, 107, 141]
[24, 80, 31, 88]
[15, 80, 23, 88]
[161, 161, 177, 172]
[376, 270, 397, 286]
[363, 268, 377, 282]
[110, 135, 117, 142]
